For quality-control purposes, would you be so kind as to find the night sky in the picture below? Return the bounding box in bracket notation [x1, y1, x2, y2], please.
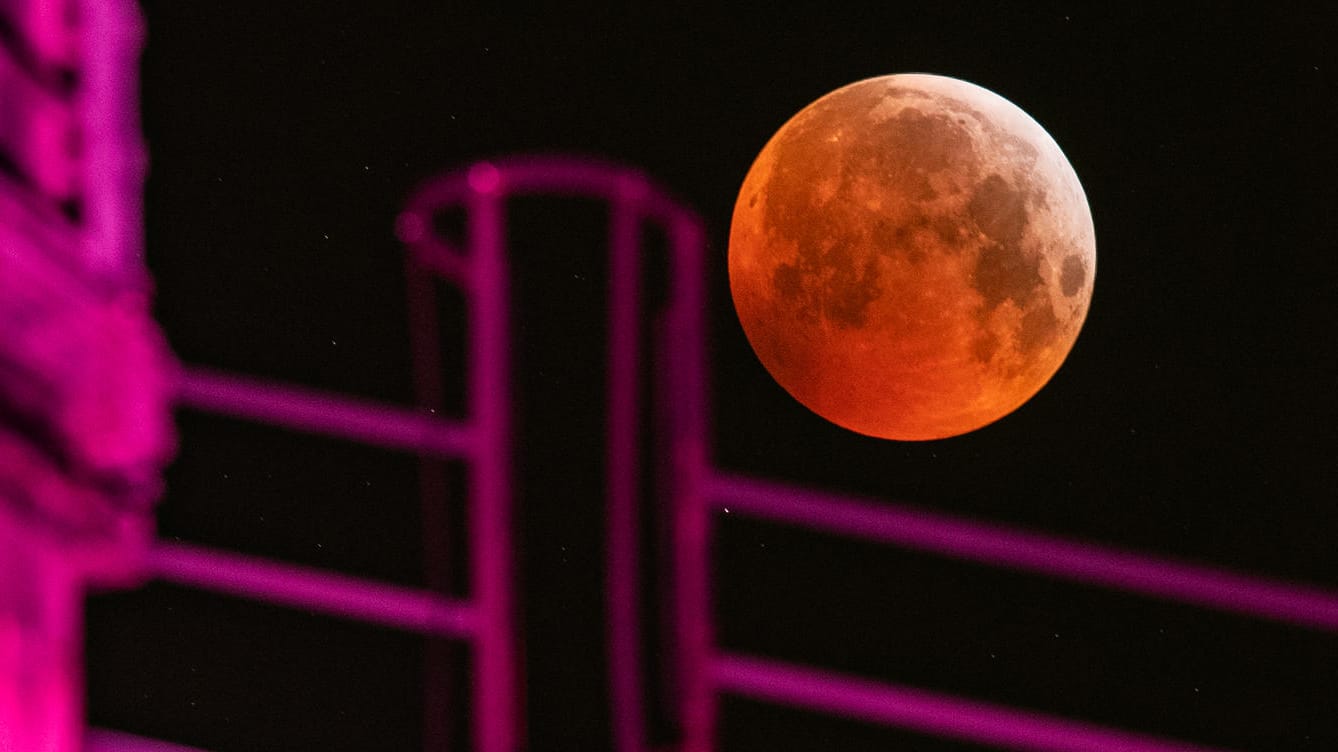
[86, 4, 1336, 751]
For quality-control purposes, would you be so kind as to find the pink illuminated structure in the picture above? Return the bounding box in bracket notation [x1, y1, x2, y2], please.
[154, 156, 705, 752]
[388, 156, 1338, 752]
[153, 160, 521, 752]
[1, 1, 174, 751]
[4, 3, 1338, 750]
[397, 157, 711, 752]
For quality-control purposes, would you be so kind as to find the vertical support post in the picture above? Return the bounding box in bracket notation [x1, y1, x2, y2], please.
[406, 258, 455, 752]
[668, 216, 714, 752]
[606, 183, 646, 752]
[466, 164, 518, 752]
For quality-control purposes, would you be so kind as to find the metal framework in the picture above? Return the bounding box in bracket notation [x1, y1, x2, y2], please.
[5, 2, 1335, 749]
[118, 156, 705, 752]
[395, 157, 709, 752]
[678, 474, 1338, 751]
[1, 2, 174, 751]
[144, 159, 519, 752]
[396, 156, 1338, 752]
[96, 156, 1338, 752]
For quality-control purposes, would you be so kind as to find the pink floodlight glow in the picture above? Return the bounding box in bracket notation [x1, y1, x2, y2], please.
[1, 0, 174, 750]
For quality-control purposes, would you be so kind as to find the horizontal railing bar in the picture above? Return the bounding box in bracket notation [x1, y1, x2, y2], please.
[178, 367, 473, 458]
[86, 729, 210, 752]
[713, 653, 1230, 752]
[708, 471, 1338, 632]
[399, 156, 692, 226]
[149, 542, 476, 638]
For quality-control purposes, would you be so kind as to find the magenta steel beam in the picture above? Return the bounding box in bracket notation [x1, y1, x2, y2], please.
[404, 176, 455, 752]
[86, 729, 209, 752]
[667, 216, 715, 752]
[396, 155, 693, 231]
[713, 653, 1231, 752]
[708, 472, 1338, 632]
[606, 176, 649, 752]
[150, 543, 476, 638]
[178, 367, 473, 459]
[461, 164, 518, 752]
[398, 160, 522, 752]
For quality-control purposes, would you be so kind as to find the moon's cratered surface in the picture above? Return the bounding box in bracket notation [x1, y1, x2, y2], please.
[729, 74, 1096, 441]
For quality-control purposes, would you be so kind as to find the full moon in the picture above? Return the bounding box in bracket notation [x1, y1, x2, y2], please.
[729, 73, 1096, 441]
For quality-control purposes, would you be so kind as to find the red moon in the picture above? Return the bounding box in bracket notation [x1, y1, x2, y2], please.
[729, 74, 1096, 441]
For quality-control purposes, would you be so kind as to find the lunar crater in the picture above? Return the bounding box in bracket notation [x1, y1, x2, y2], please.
[969, 174, 1031, 244]
[973, 241, 1042, 310]
[1060, 254, 1087, 296]
[770, 238, 884, 329]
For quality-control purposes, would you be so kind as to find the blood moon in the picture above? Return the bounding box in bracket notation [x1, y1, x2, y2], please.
[729, 74, 1096, 441]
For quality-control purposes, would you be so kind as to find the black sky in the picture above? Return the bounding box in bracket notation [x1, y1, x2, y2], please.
[86, 4, 1337, 751]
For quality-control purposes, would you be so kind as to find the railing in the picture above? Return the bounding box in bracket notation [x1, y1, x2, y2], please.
[658, 471, 1338, 751]
[109, 156, 1338, 752]
[154, 154, 518, 752]
[396, 156, 709, 752]
[87, 728, 209, 752]
[139, 156, 707, 752]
